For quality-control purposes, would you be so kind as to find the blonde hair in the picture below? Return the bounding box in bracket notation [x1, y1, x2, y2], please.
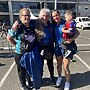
[19, 8, 31, 16]
[65, 9, 76, 19]
[39, 8, 51, 18]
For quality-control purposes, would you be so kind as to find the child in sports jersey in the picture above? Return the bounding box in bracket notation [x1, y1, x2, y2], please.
[62, 10, 77, 58]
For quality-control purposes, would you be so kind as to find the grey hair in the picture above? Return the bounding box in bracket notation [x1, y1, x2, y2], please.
[39, 8, 51, 18]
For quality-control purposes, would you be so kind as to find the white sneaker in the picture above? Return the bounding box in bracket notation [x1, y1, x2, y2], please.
[56, 77, 62, 86]
[64, 82, 70, 90]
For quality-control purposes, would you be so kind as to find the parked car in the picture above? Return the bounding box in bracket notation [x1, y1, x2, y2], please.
[75, 17, 90, 30]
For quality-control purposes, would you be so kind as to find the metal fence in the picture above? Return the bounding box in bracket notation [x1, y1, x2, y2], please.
[0, 30, 14, 57]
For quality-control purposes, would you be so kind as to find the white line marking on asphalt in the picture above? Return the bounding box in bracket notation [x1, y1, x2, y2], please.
[0, 47, 15, 50]
[75, 54, 90, 70]
[79, 51, 90, 52]
[80, 35, 90, 40]
[45, 54, 90, 71]
[0, 44, 90, 50]
[0, 54, 90, 87]
[0, 61, 15, 88]
[77, 44, 90, 46]
[0, 39, 6, 42]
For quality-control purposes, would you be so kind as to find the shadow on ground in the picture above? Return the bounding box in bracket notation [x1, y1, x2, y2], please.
[0, 63, 6, 66]
[71, 71, 90, 89]
[41, 77, 64, 90]
[41, 71, 90, 90]
[0, 53, 14, 58]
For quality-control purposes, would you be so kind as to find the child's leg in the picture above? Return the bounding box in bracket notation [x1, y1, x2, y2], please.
[71, 41, 77, 54]
[70, 41, 77, 61]
[73, 43, 77, 54]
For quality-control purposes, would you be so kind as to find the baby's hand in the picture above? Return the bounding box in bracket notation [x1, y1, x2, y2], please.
[65, 40, 72, 44]
[68, 28, 72, 30]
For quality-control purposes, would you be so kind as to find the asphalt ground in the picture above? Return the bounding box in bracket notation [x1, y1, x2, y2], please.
[0, 29, 90, 90]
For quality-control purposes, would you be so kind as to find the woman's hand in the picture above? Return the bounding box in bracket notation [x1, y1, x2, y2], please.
[11, 21, 20, 31]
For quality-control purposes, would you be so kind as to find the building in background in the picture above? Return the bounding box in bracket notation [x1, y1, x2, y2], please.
[0, 0, 90, 26]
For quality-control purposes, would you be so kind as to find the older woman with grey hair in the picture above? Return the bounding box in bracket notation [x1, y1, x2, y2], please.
[37, 8, 54, 80]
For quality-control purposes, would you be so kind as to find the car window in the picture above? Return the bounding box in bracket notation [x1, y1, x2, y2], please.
[79, 18, 81, 22]
[82, 18, 90, 21]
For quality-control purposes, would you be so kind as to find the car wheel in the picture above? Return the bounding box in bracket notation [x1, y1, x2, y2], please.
[81, 25, 84, 30]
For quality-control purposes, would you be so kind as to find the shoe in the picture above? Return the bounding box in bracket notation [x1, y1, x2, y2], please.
[27, 80, 33, 89]
[32, 88, 40, 90]
[70, 59, 76, 62]
[56, 77, 62, 86]
[70, 56, 76, 62]
[50, 76, 56, 84]
[20, 85, 31, 90]
[64, 50, 71, 58]
[64, 82, 70, 90]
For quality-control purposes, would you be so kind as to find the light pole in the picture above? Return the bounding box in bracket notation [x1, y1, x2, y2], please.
[44, 0, 47, 8]
[54, 0, 57, 9]
[77, 0, 79, 16]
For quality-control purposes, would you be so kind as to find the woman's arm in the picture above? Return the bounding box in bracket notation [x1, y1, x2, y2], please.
[66, 29, 80, 44]
[7, 35, 16, 46]
[71, 29, 80, 41]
